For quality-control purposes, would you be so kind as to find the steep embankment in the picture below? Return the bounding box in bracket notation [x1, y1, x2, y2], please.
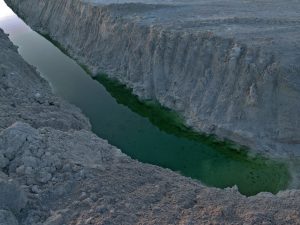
[1, 27, 300, 225]
[5, 0, 300, 157]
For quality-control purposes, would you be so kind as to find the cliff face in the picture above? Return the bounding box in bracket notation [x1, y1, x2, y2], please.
[0, 28, 91, 133]
[5, 0, 300, 157]
[1, 27, 300, 225]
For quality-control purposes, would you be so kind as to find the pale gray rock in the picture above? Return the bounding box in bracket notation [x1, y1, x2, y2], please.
[0, 122, 300, 225]
[5, 0, 300, 157]
[43, 213, 64, 225]
[36, 171, 52, 184]
[0, 29, 91, 133]
[0, 153, 9, 169]
[0, 173, 27, 214]
[1, 14, 300, 224]
[0, 210, 19, 225]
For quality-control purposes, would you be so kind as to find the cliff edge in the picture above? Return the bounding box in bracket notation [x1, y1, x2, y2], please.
[1, 26, 300, 224]
[5, 0, 300, 157]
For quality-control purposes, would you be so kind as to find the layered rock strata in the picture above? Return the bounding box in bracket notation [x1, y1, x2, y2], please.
[1, 27, 300, 224]
[5, 0, 300, 157]
[0, 30, 90, 132]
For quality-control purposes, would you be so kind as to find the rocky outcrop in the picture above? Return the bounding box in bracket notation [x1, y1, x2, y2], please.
[1, 122, 300, 225]
[0, 31, 90, 132]
[5, 0, 300, 157]
[1, 26, 300, 224]
[0, 209, 19, 225]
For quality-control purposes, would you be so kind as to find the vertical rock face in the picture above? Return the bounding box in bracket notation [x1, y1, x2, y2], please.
[0, 27, 91, 132]
[6, 0, 300, 157]
[0, 209, 19, 225]
[1, 16, 300, 225]
[0, 173, 27, 214]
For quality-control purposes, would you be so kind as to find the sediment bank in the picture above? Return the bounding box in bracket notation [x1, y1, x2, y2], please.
[5, 0, 300, 157]
[1, 25, 300, 224]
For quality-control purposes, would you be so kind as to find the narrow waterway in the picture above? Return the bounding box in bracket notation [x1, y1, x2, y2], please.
[0, 0, 290, 196]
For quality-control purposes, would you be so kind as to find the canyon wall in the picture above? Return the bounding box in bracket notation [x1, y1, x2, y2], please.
[6, 0, 300, 157]
[1, 27, 300, 225]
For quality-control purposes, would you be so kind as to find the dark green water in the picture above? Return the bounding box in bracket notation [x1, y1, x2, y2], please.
[0, 2, 290, 196]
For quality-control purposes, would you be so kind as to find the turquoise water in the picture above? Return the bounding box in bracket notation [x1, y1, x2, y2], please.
[0, 1, 290, 196]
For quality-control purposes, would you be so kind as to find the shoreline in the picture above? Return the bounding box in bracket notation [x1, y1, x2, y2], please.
[5, 0, 300, 158]
[0, 25, 300, 225]
[1, 0, 300, 223]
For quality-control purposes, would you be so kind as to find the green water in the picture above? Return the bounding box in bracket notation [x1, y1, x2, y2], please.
[0, 1, 290, 196]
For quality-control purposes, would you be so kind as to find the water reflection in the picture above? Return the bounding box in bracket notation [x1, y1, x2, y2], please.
[0, 0, 291, 196]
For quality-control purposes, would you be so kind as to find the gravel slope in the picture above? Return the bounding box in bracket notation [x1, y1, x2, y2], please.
[5, 0, 300, 158]
[1, 28, 300, 224]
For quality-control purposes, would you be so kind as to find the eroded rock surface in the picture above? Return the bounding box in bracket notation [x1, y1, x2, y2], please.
[5, 0, 300, 157]
[1, 27, 300, 224]
[0, 210, 19, 225]
[0, 30, 90, 132]
[2, 121, 300, 225]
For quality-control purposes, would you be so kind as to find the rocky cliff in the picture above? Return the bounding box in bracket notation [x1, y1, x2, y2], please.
[1, 27, 300, 225]
[5, 0, 300, 158]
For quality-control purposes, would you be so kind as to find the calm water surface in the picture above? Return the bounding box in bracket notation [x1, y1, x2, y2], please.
[0, 1, 290, 195]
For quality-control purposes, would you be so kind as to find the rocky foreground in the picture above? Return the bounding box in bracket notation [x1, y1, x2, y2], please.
[1, 28, 300, 224]
[5, 0, 300, 157]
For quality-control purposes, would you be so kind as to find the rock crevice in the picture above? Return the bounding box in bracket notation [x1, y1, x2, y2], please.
[1, 23, 300, 224]
[5, 0, 300, 157]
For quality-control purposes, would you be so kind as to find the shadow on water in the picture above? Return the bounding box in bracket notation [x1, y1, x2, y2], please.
[96, 75, 244, 153]
[0, 1, 291, 196]
[94, 75, 290, 195]
[38, 33, 291, 196]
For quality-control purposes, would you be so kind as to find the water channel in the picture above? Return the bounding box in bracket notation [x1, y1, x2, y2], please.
[0, 0, 290, 196]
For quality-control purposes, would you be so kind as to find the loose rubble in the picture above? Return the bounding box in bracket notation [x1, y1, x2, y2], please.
[1, 8, 300, 224]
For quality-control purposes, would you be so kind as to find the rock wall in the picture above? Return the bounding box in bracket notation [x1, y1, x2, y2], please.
[5, 0, 300, 157]
[1, 27, 300, 225]
[7, 0, 300, 157]
[0, 30, 90, 132]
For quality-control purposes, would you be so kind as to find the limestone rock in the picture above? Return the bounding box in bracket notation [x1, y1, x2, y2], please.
[0, 210, 19, 225]
[1, 9, 300, 224]
[0, 174, 27, 214]
[5, 0, 300, 157]
[0, 29, 91, 133]
[0, 121, 299, 225]
[0, 153, 9, 169]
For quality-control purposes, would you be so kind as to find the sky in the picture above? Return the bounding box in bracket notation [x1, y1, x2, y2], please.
[0, 0, 14, 20]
